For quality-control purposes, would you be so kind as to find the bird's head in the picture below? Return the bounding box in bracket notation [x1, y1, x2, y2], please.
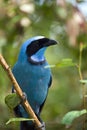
[18, 36, 57, 65]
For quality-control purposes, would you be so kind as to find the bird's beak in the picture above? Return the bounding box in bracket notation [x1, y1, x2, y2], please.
[43, 38, 58, 47]
[47, 39, 58, 46]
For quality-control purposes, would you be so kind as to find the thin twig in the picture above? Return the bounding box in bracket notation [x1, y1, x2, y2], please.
[79, 43, 86, 130]
[0, 54, 42, 130]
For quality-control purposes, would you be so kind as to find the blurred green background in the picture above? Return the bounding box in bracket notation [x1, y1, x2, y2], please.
[0, 0, 87, 130]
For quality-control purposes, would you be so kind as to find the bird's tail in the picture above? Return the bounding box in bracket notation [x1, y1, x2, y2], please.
[20, 121, 45, 130]
[20, 121, 35, 130]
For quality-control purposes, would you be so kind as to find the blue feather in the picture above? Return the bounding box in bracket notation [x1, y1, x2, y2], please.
[12, 36, 57, 130]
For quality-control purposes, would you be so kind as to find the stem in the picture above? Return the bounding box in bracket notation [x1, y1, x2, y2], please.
[79, 43, 86, 108]
[78, 46, 83, 80]
[78, 43, 86, 130]
[0, 54, 42, 130]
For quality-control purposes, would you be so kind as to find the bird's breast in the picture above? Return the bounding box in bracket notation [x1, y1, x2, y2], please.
[13, 62, 51, 106]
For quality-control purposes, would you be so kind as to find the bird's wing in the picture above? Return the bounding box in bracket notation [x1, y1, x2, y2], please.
[39, 75, 52, 113]
[48, 75, 52, 88]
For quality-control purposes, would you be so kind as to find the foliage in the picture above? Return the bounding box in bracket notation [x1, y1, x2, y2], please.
[5, 93, 21, 109]
[0, 0, 87, 130]
[61, 109, 87, 126]
[6, 118, 34, 125]
[45, 58, 76, 68]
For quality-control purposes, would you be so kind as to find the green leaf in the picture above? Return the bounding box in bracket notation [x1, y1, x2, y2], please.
[45, 59, 76, 68]
[80, 43, 87, 52]
[61, 109, 87, 125]
[80, 80, 87, 84]
[5, 93, 21, 109]
[6, 117, 34, 125]
[56, 59, 76, 68]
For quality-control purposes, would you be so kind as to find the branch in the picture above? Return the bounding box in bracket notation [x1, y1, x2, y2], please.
[0, 54, 42, 130]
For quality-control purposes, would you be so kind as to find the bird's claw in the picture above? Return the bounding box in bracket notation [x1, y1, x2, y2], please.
[35, 122, 45, 130]
[12, 88, 27, 103]
[21, 92, 27, 103]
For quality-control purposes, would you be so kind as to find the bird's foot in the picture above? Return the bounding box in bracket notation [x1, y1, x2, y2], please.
[12, 88, 27, 103]
[35, 122, 45, 130]
[21, 92, 27, 103]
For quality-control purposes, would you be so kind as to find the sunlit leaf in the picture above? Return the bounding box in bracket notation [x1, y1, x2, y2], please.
[6, 117, 34, 125]
[80, 80, 87, 84]
[5, 93, 21, 109]
[80, 43, 87, 52]
[83, 44, 87, 49]
[56, 59, 76, 68]
[45, 59, 76, 68]
[61, 109, 87, 125]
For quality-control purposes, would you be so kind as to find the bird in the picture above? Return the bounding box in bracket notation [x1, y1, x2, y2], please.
[12, 36, 57, 130]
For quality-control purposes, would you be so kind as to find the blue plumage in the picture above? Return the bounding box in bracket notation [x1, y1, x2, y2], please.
[12, 36, 57, 130]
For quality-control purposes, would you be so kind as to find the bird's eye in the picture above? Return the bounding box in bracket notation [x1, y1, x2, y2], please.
[26, 40, 42, 57]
